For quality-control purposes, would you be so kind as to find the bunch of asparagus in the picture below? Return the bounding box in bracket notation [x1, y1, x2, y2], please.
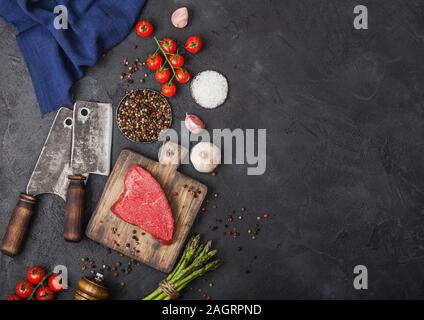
[143, 234, 222, 300]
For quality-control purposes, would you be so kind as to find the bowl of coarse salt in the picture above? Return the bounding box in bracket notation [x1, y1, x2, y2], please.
[190, 70, 228, 109]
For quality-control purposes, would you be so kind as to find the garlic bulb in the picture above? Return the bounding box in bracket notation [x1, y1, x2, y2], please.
[171, 7, 189, 29]
[190, 142, 221, 173]
[185, 113, 205, 134]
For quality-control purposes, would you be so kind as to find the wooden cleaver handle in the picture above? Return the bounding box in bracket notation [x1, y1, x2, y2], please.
[64, 175, 86, 242]
[0, 193, 37, 257]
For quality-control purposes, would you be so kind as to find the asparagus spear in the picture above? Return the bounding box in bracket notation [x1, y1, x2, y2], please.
[161, 260, 222, 301]
[143, 234, 201, 300]
[143, 235, 222, 300]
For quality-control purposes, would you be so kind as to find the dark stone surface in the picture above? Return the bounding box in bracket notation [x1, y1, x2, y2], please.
[1, 0, 424, 299]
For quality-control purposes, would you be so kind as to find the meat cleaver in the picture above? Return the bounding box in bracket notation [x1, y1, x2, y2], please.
[0, 108, 74, 257]
[63, 101, 112, 242]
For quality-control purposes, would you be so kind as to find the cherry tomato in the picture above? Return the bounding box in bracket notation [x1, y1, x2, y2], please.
[27, 266, 46, 285]
[6, 295, 21, 300]
[175, 68, 191, 84]
[160, 38, 177, 54]
[161, 82, 177, 98]
[36, 287, 55, 300]
[48, 274, 64, 293]
[146, 53, 163, 70]
[169, 53, 185, 68]
[135, 20, 154, 38]
[16, 281, 34, 299]
[185, 36, 203, 54]
[155, 67, 171, 83]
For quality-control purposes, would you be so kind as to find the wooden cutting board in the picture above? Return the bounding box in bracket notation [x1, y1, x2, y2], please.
[86, 146, 207, 273]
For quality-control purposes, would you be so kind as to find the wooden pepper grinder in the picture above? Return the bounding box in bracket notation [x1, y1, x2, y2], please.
[75, 273, 110, 300]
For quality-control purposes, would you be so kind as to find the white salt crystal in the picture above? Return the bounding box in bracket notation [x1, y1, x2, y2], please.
[190, 70, 228, 109]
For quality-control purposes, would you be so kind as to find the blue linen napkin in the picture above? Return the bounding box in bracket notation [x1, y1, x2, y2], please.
[0, 0, 146, 113]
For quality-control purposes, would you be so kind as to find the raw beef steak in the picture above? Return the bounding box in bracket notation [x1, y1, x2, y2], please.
[111, 165, 174, 244]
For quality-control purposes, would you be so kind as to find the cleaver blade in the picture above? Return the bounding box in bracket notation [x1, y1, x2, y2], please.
[63, 101, 113, 242]
[1, 107, 74, 257]
[26, 107, 74, 200]
[71, 101, 113, 176]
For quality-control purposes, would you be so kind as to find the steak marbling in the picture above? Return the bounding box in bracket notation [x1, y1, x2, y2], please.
[111, 165, 174, 244]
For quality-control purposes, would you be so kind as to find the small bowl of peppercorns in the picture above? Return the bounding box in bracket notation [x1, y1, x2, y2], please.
[116, 89, 173, 143]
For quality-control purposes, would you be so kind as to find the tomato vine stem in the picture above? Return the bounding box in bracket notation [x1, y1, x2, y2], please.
[27, 271, 54, 300]
[154, 37, 177, 83]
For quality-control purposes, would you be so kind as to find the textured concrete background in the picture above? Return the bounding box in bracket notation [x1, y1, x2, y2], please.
[1, 0, 424, 299]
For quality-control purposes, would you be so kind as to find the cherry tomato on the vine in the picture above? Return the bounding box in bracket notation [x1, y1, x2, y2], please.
[160, 38, 177, 54]
[185, 36, 203, 54]
[36, 287, 55, 300]
[135, 20, 154, 38]
[6, 295, 21, 300]
[175, 68, 191, 84]
[146, 53, 163, 70]
[48, 274, 64, 293]
[169, 53, 185, 68]
[161, 82, 177, 98]
[27, 266, 46, 285]
[155, 67, 171, 83]
[16, 281, 34, 299]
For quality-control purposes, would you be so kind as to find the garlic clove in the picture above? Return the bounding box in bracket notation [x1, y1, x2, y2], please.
[185, 113, 205, 134]
[171, 7, 189, 29]
[190, 142, 221, 173]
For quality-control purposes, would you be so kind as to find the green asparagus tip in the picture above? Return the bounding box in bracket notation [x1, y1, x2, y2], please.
[205, 260, 223, 271]
[191, 234, 200, 247]
[207, 249, 218, 259]
[204, 240, 213, 252]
